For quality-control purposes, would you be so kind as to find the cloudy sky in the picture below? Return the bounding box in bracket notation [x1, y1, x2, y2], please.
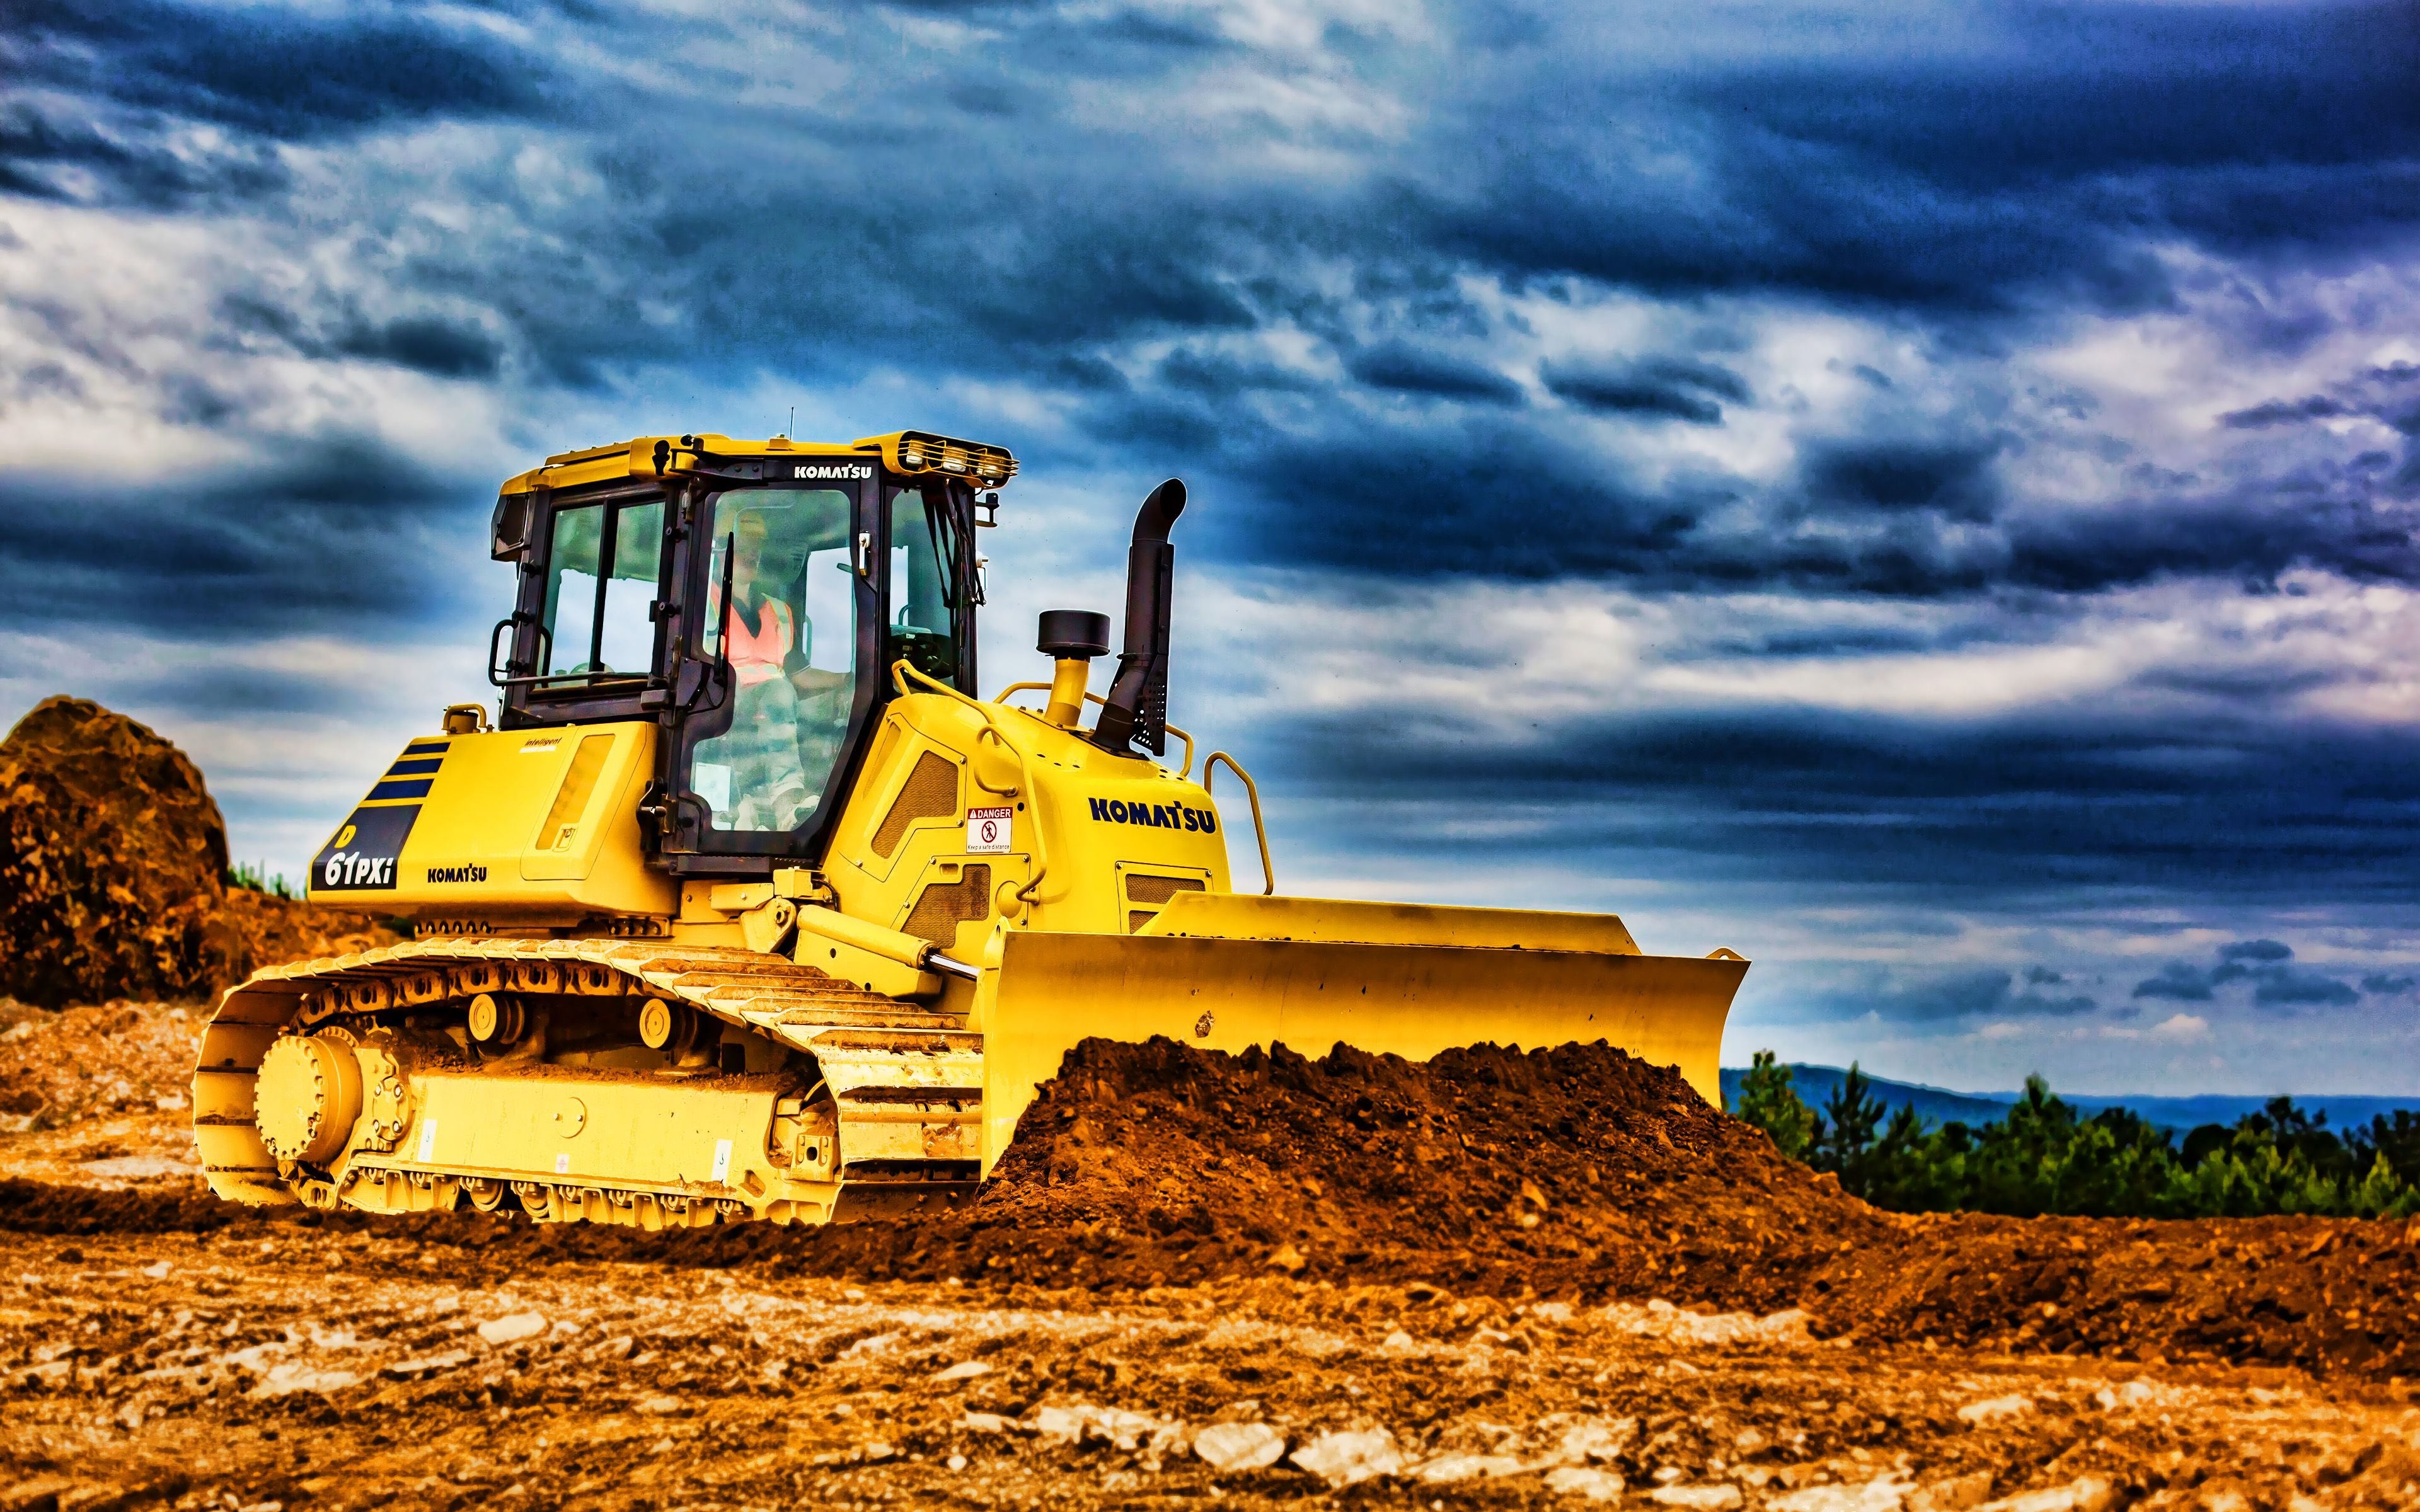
[4, 0, 2416, 1094]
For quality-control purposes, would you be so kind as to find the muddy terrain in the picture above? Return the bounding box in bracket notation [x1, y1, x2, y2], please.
[6, 999, 2420, 1509]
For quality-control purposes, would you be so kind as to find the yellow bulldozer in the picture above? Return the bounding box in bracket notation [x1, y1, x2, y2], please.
[193, 430, 1748, 1228]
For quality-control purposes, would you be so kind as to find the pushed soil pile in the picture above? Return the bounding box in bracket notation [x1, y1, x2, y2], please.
[968, 1036, 1895, 1299]
[13, 1029, 2419, 1381]
[0, 696, 395, 1007]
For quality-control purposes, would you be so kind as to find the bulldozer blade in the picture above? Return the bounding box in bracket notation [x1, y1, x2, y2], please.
[979, 920, 1744, 1170]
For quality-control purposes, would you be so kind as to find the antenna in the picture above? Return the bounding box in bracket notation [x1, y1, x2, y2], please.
[785, 406, 794, 439]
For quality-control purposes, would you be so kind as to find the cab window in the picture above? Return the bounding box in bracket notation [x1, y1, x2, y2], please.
[691, 490, 858, 832]
[888, 484, 963, 682]
[541, 499, 663, 680]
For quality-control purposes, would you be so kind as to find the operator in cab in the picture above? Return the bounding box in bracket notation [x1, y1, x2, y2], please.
[708, 502, 853, 831]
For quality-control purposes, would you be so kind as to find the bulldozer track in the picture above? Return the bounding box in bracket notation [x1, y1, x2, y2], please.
[193, 937, 984, 1229]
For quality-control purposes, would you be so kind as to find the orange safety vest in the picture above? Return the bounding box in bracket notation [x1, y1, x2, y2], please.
[725, 596, 794, 685]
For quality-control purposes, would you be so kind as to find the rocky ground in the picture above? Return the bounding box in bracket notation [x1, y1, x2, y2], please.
[6, 1222, 2418, 1511]
[4, 1002, 2419, 1509]
[0, 999, 205, 1192]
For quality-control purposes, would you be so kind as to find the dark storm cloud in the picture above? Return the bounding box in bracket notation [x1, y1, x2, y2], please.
[2131, 939, 2365, 1009]
[0, 101, 287, 207]
[210, 293, 508, 380]
[0, 438, 485, 637]
[1257, 699, 2420, 910]
[6, 0, 2414, 338]
[1420, 1, 2420, 313]
[333, 316, 505, 380]
[0, 0, 559, 207]
[1347, 342, 1524, 404]
[1542, 358, 1749, 424]
[11, 0, 2407, 609]
[2222, 396, 2354, 430]
[1843, 968, 2098, 1024]
[333, 314, 503, 379]
[2003, 490, 2419, 593]
[1185, 398, 2415, 595]
[3, 0, 2412, 628]
[3, 0, 556, 140]
[1192, 416, 1707, 580]
[1802, 440, 2001, 523]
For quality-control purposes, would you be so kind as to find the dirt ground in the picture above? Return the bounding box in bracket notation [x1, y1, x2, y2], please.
[5, 999, 2420, 1510]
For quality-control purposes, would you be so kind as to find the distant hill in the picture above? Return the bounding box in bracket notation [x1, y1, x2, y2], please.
[1718, 1064, 2012, 1128]
[2051, 1092, 2420, 1135]
[1718, 1063, 2420, 1136]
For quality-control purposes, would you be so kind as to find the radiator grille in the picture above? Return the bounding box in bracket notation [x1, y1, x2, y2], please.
[1125, 873, 1206, 907]
[1124, 872, 1205, 932]
[903, 865, 991, 946]
[872, 752, 959, 858]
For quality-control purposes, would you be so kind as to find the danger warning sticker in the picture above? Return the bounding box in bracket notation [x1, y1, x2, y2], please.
[966, 805, 1013, 854]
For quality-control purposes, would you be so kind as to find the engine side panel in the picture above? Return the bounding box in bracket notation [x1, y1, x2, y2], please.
[304, 723, 672, 922]
[822, 692, 1235, 953]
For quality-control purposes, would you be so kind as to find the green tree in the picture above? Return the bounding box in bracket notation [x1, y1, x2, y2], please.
[1864, 1102, 1961, 1211]
[1727, 1051, 2420, 1221]
[1814, 1063, 1889, 1200]
[1733, 1050, 1818, 1160]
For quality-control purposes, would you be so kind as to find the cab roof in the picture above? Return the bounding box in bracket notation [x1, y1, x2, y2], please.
[497, 430, 1017, 496]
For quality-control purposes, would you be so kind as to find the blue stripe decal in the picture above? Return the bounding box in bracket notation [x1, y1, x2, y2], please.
[384, 758, 444, 776]
[367, 779, 434, 801]
[403, 741, 451, 755]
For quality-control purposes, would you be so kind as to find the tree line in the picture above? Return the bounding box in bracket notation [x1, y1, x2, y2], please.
[1732, 1051, 2420, 1219]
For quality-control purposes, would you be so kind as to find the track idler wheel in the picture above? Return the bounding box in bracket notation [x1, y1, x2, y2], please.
[466, 992, 527, 1047]
[254, 1033, 364, 1166]
[638, 998, 709, 1063]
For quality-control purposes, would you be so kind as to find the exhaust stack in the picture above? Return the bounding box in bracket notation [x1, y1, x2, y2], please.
[1088, 478, 1185, 758]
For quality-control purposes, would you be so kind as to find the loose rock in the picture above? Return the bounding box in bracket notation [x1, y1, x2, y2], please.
[1193, 1422, 1286, 1473]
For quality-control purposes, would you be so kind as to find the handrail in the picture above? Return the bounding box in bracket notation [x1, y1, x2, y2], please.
[1203, 751, 1274, 896]
[895, 657, 979, 704]
[990, 682, 1194, 778]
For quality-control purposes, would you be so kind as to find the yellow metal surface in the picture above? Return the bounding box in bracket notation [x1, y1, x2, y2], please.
[252, 1034, 359, 1164]
[1138, 893, 1645, 953]
[975, 929, 1742, 1166]
[824, 689, 1232, 941]
[397, 1070, 803, 1203]
[494, 429, 1017, 498]
[302, 723, 671, 921]
[193, 937, 981, 1223]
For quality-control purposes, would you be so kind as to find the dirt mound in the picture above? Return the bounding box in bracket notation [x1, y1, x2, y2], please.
[0, 696, 395, 1007]
[967, 1036, 1893, 1295]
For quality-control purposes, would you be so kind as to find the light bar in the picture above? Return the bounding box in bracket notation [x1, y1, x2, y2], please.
[891, 430, 1018, 486]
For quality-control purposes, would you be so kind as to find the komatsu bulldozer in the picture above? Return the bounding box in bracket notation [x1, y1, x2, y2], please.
[193, 430, 1748, 1228]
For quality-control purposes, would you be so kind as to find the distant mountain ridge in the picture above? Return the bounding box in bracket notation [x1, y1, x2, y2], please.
[1717, 1062, 2420, 1135]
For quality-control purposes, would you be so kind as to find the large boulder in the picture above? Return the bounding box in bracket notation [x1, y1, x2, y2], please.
[0, 697, 394, 1008]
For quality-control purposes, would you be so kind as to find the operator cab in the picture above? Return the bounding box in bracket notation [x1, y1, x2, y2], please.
[485, 432, 1006, 877]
